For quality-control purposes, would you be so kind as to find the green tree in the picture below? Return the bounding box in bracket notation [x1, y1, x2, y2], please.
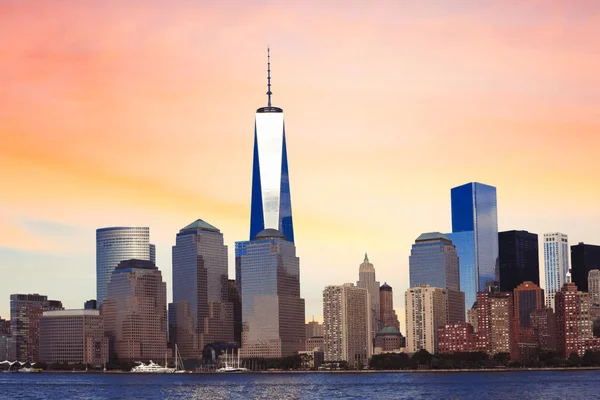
[568, 352, 582, 366]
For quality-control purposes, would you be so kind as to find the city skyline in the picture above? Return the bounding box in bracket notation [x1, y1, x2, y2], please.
[2, 1, 600, 326]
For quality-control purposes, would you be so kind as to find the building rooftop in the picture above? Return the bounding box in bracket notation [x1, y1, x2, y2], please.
[180, 219, 220, 233]
[43, 309, 100, 317]
[254, 228, 286, 240]
[415, 232, 452, 243]
[380, 283, 392, 291]
[376, 326, 402, 337]
[115, 259, 157, 271]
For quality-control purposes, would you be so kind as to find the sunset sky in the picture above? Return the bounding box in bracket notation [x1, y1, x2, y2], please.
[1, 1, 600, 327]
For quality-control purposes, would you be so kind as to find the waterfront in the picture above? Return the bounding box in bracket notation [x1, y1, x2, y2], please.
[2, 370, 600, 399]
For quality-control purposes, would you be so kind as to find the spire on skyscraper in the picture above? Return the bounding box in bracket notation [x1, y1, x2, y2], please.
[364, 253, 369, 264]
[267, 47, 272, 107]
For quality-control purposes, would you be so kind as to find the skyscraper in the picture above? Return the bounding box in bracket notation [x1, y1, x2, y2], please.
[379, 283, 400, 331]
[170, 219, 233, 360]
[472, 290, 513, 355]
[447, 182, 499, 311]
[249, 49, 294, 243]
[513, 281, 544, 329]
[588, 270, 600, 304]
[405, 284, 447, 353]
[571, 242, 600, 293]
[513, 281, 544, 360]
[102, 259, 167, 362]
[323, 284, 371, 367]
[356, 254, 380, 338]
[409, 232, 465, 323]
[543, 233, 569, 310]
[96, 227, 155, 306]
[555, 282, 592, 357]
[236, 229, 305, 358]
[10, 294, 63, 362]
[498, 230, 540, 292]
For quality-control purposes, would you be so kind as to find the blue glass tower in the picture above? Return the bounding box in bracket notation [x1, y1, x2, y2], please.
[447, 182, 499, 310]
[249, 49, 294, 243]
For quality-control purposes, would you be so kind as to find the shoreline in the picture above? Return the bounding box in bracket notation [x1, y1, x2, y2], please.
[29, 366, 600, 374]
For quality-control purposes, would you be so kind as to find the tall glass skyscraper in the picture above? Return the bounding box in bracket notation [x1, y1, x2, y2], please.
[96, 227, 155, 306]
[447, 182, 499, 310]
[249, 49, 294, 243]
[409, 232, 465, 323]
[170, 219, 233, 360]
[236, 229, 305, 358]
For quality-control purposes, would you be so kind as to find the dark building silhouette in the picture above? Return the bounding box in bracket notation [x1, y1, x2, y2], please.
[84, 300, 97, 310]
[228, 280, 242, 347]
[571, 243, 600, 292]
[498, 230, 539, 292]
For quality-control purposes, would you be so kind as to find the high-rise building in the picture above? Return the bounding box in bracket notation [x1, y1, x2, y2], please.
[379, 283, 400, 331]
[0, 336, 17, 361]
[513, 281, 544, 329]
[473, 291, 513, 356]
[356, 254, 380, 338]
[170, 219, 233, 361]
[530, 308, 556, 352]
[405, 284, 447, 354]
[447, 182, 499, 311]
[589, 270, 600, 304]
[543, 233, 569, 310]
[306, 320, 324, 339]
[323, 284, 371, 367]
[102, 259, 167, 362]
[0, 318, 10, 335]
[498, 230, 540, 292]
[409, 232, 465, 323]
[236, 229, 305, 358]
[249, 49, 294, 243]
[571, 243, 600, 293]
[512, 281, 544, 360]
[10, 294, 63, 362]
[39, 310, 108, 367]
[227, 280, 242, 347]
[555, 282, 593, 357]
[96, 227, 155, 306]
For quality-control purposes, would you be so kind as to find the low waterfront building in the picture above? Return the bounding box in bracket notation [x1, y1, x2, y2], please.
[373, 327, 405, 354]
[39, 310, 108, 367]
[438, 322, 477, 353]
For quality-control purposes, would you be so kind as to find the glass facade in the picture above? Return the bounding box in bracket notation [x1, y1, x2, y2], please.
[448, 182, 499, 309]
[409, 233, 460, 291]
[236, 229, 305, 358]
[498, 230, 539, 292]
[249, 109, 295, 243]
[570, 242, 600, 293]
[171, 219, 233, 360]
[409, 232, 465, 322]
[447, 231, 476, 309]
[96, 227, 155, 306]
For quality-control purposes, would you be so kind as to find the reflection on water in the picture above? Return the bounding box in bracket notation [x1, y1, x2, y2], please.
[2, 371, 600, 400]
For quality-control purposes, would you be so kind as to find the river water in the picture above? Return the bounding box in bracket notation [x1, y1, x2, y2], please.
[0, 370, 598, 399]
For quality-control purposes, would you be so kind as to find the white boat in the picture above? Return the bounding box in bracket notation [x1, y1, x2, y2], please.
[131, 357, 175, 373]
[216, 349, 249, 373]
[174, 344, 187, 373]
